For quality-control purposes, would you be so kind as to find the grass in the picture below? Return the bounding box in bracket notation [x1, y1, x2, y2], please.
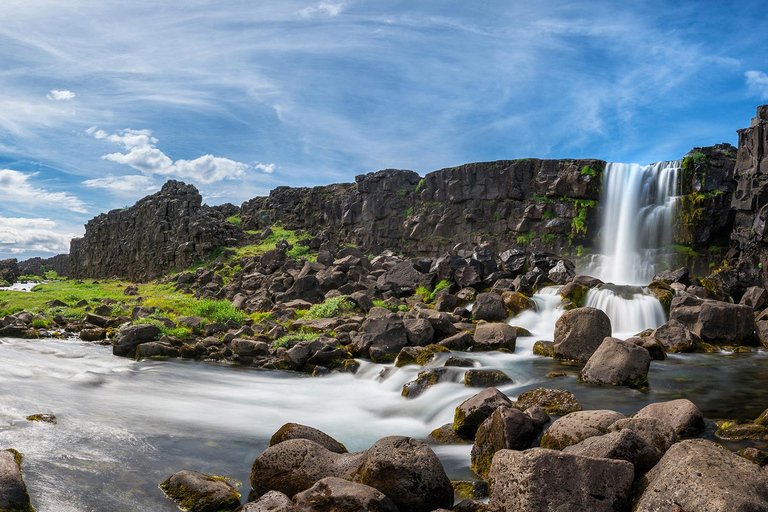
[235, 226, 314, 261]
[133, 318, 195, 339]
[302, 296, 355, 320]
[517, 232, 533, 245]
[226, 214, 242, 227]
[273, 332, 319, 349]
[372, 300, 409, 312]
[580, 165, 597, 177]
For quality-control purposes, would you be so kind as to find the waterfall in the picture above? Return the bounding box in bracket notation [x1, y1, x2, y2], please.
[584, 160, 681, 285]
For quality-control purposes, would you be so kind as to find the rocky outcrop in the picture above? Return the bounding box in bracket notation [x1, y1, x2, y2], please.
[0, 259, 20, 284]
[16, 254, 71, 279]
[67, 181, 243, 281]
[241, 160, 605, 257]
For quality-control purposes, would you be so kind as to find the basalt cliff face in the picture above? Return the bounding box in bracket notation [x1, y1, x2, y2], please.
[241, 159, 605, 257]
[16, 105, 768, 285]
[66, 181, 244, 282]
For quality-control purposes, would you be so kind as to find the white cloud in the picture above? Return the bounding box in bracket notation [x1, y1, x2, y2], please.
[47, 89, 75, 101]
[746, 70, 768, 100]
[0, 169, 87, 213]
[299, 2, 344, 18]
[82, 174, 157, 193]
[88, 127, 275, 184]
[0, 216, 76, 254]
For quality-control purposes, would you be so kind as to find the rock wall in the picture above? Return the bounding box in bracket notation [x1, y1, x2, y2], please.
[17, 254, 71, 278]
[241, 159, 606, 257]
[67, 181, 244, 281]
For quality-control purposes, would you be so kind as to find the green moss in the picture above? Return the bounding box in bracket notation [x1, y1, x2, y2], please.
[715, 420, 768, 440]
[415, 286, 431, 302]
[580, 165, 597, 177]
[570, 200, 596, 238]
[415, 178, 425, 194]
[160, 475, 241, 512]
[517, 232, 533, 245]
[542, 209, 556, 220]
[541, 233, 557, 244]
[396, 188, 407, 199]
[273, 332, 319, 349]
[31, 319, 50, 329]
[429, 280, 452, 302]
[373, 300, 400, 312]
[225, 214, 242, 227]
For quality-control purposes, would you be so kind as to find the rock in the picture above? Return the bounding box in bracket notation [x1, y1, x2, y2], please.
[650, 319, 699, 353]
[160, 470, 241, 512]
[635, 439, 768, 512]
[563, 428, 660, 474]
[627, 335, 666, 360]
[579, 337, 650, 386]
[394, 345, 447, 367]
[231, 339, 270, 357]
[250, 439, 361, 498]
[402, 368, 450, 398]
[488, 448, 634, 512]
[356, 436, 453, 512]
[548, 260, 575, 285]
[463, 369, 512, 388]
[79, 327, 106, 341]
[738, 447, 768, 466]
[653, 267, 690, 285]
[428, 423, 469, 445]
[434, 293, 459, 312]
[559, 282, 588, 307]
[515, 387, 581, 416]
[695, 301, 756, 346]
[471, 322, 516, 352]
[84, 312, 110, 327]
[455, 266, 482, 289]
[293, 477, 398, 512]
[633, 399, 705, 437]
[282, 275, 324, 303]
[377, 261, 422, 296]
[668, 294, 704, 329]
[553, 307, 611, 362]
[416, 309, 457, 338]
[237, 490, 293, 511]
[500, 291, 534, 315]
[136, 342, 181, 359]
[451, 499, 488, 512]
[26, 413, 57, 424]
[403, 318, 435, 346]
[540, 410, 626, 450]
[453, 387, 513, 440]
[471, 406, 541, 478]
[444, 356, 475, 367]
[472, 293, 507, 322]
[740, 285, 768, 310]
[437, 332, 474, 351]
[532, 340, 554, 357]
[269, 423, 347, 454]
[0, 449, 34, 512]
[354, 312, 408, 362]
[112, 323, 161, 357]
[606, 417, 676, 459]
[452, 480, 489, 500]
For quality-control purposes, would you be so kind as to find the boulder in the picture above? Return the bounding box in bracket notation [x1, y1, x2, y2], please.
[553, 307, 611, 362]
[563, 428, 660, 474]
[437, 332, 474, 351]
[453, 387, 513, 440]
[356, 436, 452, 512]
[627, 335, 666, 360]
[579, 337, 651, 386]
[488, 448, 634, 512]
[695, 301, 756, 346]
[0, 449, 34, 512]
[428, 423, 469, 445]
[354, 312, 408, 362]
[633, 399, 705, 437]
[540, 410, 626, 450]
[471, 322, 516, 352]
[472, 293, 507, 322]
[635, 439, 768, 512]
[394, 345, 448, 367]
[293, 477, 398, 512]
[282, 275, 325, 303]
[237, 490, 293, 511]
[471, 406, 541, 478]
[515, 387, 581, 416]
[160, 470, 241, 512]
[650, 318, 699, 353]
[402, 368, 450, 399]
[231, 339, 270, 357]
[112, 323, 161, 357]
[269, 423, 347, 453]
[403, 318, 435, 346]
[79, 327, 107, 341]
[136, 342, 181, 359]
[532, 340, 554, 357]
[377, 261, 422, 296]
[606, 417, 676, 459]
[500, 291, 535, 315]
[668, 294, 704, 329]
[463, 369, 512, 388]
[740, 285, 768, 310]
[653, 267, 690, 285]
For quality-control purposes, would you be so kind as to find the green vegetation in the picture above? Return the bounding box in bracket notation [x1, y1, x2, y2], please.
[682, 151, 708, 171]
[541, 233, 557, 244]
[415, 178, 425, 194]
[415, 286, 431, 302]
[273, 332, 319, 349]
[226, 214, 242, 227]
[580, 165, 597, 177]
[302, 296, 354, 320]
[542, 208, 556, 220]
[31, 319, 50, 329]
[372, 300, 409, 312]
[404, 207, 413, 217]
[236, 226, 310, 259]
[570, 200, 596, 238]
[517, 232, 533, 245]
[670, 244, 699, 258]
[396, 188, 407, 199]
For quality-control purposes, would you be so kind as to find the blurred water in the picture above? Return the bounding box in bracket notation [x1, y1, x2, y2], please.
[2, 335, 767, 511]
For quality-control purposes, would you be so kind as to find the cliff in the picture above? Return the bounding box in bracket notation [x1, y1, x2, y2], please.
[241, 159, 605, 257]
[67, 181, 244, 281]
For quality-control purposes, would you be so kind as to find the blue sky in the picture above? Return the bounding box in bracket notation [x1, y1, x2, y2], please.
[1, 0, 768, 260]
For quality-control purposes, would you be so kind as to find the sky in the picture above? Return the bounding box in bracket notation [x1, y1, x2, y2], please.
[1, 0, 768, 260]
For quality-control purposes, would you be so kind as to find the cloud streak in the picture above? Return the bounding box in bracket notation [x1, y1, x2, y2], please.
[0, 169, 87, 213]
[0, 216, 76, 254]
[746, 70, 768, 100]
[47, 89, 75, 101]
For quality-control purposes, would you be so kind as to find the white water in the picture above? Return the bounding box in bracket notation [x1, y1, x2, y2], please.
[584, 286, 667, 337]
[585, 160, 681, 285]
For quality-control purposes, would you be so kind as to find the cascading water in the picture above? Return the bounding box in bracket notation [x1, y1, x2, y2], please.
[585, 161, 681, 285]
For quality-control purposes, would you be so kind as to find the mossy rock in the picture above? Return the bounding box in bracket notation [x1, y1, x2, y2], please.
[512, 326, 533, 337]
[428, 423, 470, 445]
[515, 387, 581, 416]
[532, 340, 554, 357]
[560, 282, 588, 308]
[394, 345, 449, 367]
[715, 420, 768, 440]
[160, 471, 241, 512]
[452, 480, 489, 500]
[647, 283, 674, 315]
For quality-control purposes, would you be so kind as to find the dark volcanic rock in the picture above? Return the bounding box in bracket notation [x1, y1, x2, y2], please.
[269, 423, 348, 453]
[540, 410, 626, 450]
[553, 307, 611, 362]
[112, 323, 161, 357]
[453, 387, 513, 440]
[633, 399, 705, 437]
[0, 449, 34, 512]
[471, 406, 541, 478]
[237, 491, 293, 511]
[579, 336, 650, 386]
[160, 470, 241, 512]
[293, 477, 398, 512]
[68, 181, 243, 281]
[472, 293, 507, 322]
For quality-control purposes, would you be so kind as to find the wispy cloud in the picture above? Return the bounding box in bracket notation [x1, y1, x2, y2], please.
[47, 89, 75, 101]
[746, 70, 768, 100]
[82, 174, 157, 194]
[299, 2, 344, 18]
[0, 169, 87, 213]
[87, 127, 274, 185]
[0, 216, 75, 254]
